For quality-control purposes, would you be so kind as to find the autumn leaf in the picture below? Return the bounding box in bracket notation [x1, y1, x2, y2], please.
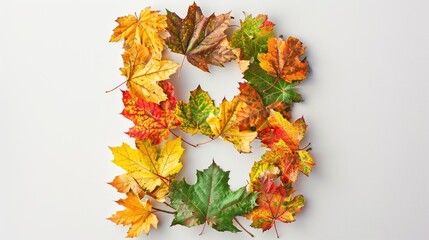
[235, 82, 269, 132]
[121, 45, 180, 103]
[207, 97, 258, 153]
[109, 137, 184, 201]
[110, 7, 167, 56]
[166, 3, 235, 72]
[176, 86, 218, 136]
[258, 36, 308, 83]
[121, 82, 180, 144]
[244, 62, 303, 106]
[231, 14, 274, 61]
[108, 193, 158, 238]
[249, 140, 314, 188]
[246, 178, 304, 238]
[109, 174, 145, 198]
[169, 161, 258, 234]
[297, 150, 315, 176]
[259, 111, 307, 150]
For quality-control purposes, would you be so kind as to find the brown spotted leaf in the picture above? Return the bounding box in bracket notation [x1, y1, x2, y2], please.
[258, 37, 308, 83]
[166, 3, 235, 72]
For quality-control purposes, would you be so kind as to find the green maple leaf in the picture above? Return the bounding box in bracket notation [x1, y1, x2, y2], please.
[244, 63, 303, 106]
[169, 161, 258, 233]
[166, 3, 235, 72]
[176, 86, 218, 136]
[231, 14, 275, 61]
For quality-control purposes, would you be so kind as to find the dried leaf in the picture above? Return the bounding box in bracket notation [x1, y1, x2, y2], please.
[166, 3, 235, 72]
[207, 97, 258, 153]
[109, 137, 184, 201]
[246, 178, 304, 236]
[121, 45, 180, 103]
[259, 111, 307, 150]
[108, 193, 158, 237]
[176, 86, 218, 136]
[258, 37, 308, 83]
[110, 7, 167, 56]
[231, 14, 274, 61]
[121, 82, 180, 144]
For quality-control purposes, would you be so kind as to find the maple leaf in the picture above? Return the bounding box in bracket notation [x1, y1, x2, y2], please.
[231, 14, 274, 61]
[259, 111, 307, 150]
[235, 82, 269, 132]
[166, 3, 235, 72]
[249, 140, 314, 188]
[110, 7, 167, 56]
[121, 45, 180, 103]
[207, 97, 258, 153]
[109, 137, 184, 201]
[246, 179, 304, 237]
[169, 161, 258, 234]
[258, 36, 308, 83]
[244, 62, 303, 106]
[176, 86, 218, 136]
[121, 82, 180, 144]
[108, 193, 158, 238]
[109, 174, 145, 198]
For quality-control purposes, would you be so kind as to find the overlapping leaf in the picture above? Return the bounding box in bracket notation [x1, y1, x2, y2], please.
[231, 14, 274, 61]
[259, 111, 307, 149]
[207, 97, 258, 153]
[235, 82, 269, 131]
[244, 62, 303, 106]
[110, 7, 167, 56]
[246, 178, 304, 237]
[121, 45, 180, 103]
[121, 82, 180, 144]
[108, 193, 158, 238]
[249, 140, 314, 188]
[109, 137, 184, 201]
[176, 86, 218, 135]
[169, 162, 258, 233]
[166, 3, 235, 72]
[258, 36, 308, 83]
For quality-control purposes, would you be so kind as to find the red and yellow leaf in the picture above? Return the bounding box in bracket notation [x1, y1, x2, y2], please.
[121, 81, 180, 144]
[246, 178, 304, 237]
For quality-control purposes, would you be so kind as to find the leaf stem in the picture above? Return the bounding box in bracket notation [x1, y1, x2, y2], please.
[152, 207, 175, 215]
[163, 201, 174, 209]
[195, 137, 217, 147]
[199, 222, 207, 235]
[263, 77, 279, 92]
[105, 80, 127, 93]
[273, 220, 279, 238]
[169, 129, 197, 148]
[298, 142, 311, 151]
[234, 217, 254, 237]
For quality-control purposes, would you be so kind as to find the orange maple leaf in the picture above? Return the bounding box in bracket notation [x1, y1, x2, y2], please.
[258, 37, 308, 83]
[108, 193, 158, 238]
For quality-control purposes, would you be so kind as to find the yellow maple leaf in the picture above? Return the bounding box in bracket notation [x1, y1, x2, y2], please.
[109, 137, 184, 201]
[108, 193, 158, 238]
[207, 97, 257, 153]
[121, 45, 180, 103]
[109, 174, 145, 198]
[110, 7, 167, 56]
[258, 36, 308, 83]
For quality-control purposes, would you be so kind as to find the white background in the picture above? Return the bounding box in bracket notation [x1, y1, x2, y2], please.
[0, 0, 428, 239]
